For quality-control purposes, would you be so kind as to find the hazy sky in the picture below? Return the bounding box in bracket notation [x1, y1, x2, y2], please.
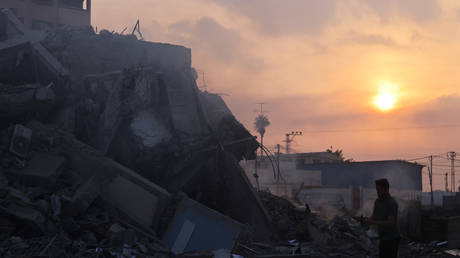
[92, 0, 460, 190]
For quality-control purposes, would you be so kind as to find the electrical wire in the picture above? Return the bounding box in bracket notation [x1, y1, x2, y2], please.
[302, 124, 460, 134]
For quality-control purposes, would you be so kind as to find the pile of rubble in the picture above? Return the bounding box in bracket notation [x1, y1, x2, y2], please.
[258, 190, 311, 241]
[0, 7, 273, 257]
[235, 190, 377, 257]
[306, 215, 377, 257]
[0, 122, 171, 257]
[405, 240, 450, 257]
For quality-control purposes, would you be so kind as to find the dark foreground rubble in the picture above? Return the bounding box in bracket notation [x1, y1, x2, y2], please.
[0, 121, 171, 257]
[239, 191, 378, 258]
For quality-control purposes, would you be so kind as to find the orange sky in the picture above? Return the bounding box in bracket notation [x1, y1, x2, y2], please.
[91, 0, 460, 190]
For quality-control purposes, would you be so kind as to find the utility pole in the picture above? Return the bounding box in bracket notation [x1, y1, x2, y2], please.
[448, 151, 457, 192]
[198, 70, 207, 91]
[428, 155, 434, 208]
[254, 150, 259, 191]
[446, 172, 449, 192]
[256, 102, 265, 114]
[276, 144, 281, 182]
[283, 131, 302, 154]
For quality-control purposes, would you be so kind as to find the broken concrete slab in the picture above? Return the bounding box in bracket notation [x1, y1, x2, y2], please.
[102, 175, 161, 229]
[67, 153, 171, 230]
[163, 197, 242, 255]
[67, 174, 115, 216]
[0, 203, 45, 232]
[0, 84, 56, 118]
[176, 147, 274, 242]
[0, 8, 26, 40]
[0, 9, 68, 86]
[214, 149, 274, 241]
[0, 39, 68, 86]
[7, 153, 66, 187]
[8, 124, 32, 158]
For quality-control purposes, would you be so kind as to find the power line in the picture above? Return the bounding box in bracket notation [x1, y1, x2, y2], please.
[302, 124, 460, 134]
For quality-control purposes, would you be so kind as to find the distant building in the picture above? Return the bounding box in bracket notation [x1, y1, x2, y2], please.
[242, 155, 423, 213]
[1, 0, 91, 30]
[296, 160, 423, 213]
[420, 191, 454, 207]
[240, 152, 344, 198]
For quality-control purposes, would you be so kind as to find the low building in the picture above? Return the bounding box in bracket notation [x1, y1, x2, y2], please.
[240, 152, 343, 198]
[296, 160, 423, 213]
[242, 155, 423, 214]
[1, 0, 91, 30]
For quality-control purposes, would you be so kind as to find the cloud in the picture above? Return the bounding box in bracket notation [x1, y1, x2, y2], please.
[345, 30, 400, 47]
[169, 17, 242, 60]
[231, 93, 370, 130]
[212, 0, 340, 36]
[363, 0, 442, 23]
[166, 17, 266, 71]
[411, 95, 460, 125]
[141, 17, 266, 73]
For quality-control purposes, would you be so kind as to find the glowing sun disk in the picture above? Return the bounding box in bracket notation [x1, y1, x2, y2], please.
[374, 92, 396, 111]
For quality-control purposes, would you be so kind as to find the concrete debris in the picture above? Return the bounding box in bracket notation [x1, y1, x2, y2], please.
[258, 190, 311, 241]
[0, 203, 46, 232]
[8, 124, 32, 157]
[163, 197, 242, 254]
[67, 175, 113, 216]
[6, 153, 66, 187]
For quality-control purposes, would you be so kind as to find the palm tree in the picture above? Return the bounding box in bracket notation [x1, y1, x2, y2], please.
[254, 114, 270, 148]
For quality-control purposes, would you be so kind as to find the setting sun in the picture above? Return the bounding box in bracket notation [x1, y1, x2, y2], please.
[373, 81, 398, 111]
[374, 93, 396, 111]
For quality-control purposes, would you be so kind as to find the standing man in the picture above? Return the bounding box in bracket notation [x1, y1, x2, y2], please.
[366, 178, 400, 258]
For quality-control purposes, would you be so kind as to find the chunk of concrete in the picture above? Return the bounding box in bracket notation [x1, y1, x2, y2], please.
[0, 9, 68, 85]
[163, 197, 242, 254]
[68, 154, 171, 230]
[0, 203, 45, 232]
[8, 153, 66, 187]
[0, 85, 56, 118]
[9, 124, 32, 158]
[101, 175, 160, 229]
[67, 174, 115, 216]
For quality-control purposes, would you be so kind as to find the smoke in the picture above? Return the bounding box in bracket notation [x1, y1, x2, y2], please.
[300, 191, 347, 220]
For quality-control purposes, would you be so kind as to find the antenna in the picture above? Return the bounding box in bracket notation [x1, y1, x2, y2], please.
[448, 151, 457, 192]
[283, 131, 302, 154]
[256, 102, 265, 114]
[131, 19, 144, 40]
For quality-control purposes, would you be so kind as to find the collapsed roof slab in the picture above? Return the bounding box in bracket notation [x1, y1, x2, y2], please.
[0, 9, 68, 86]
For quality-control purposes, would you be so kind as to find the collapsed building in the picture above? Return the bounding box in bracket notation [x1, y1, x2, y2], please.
[0, 8, 277, 256]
